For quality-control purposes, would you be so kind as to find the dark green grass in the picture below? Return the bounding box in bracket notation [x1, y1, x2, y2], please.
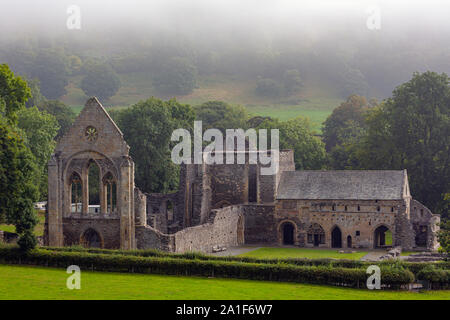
[0, 264, 448, 300]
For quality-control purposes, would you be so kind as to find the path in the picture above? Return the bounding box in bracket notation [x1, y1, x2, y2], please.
[211, 246, 261, 256]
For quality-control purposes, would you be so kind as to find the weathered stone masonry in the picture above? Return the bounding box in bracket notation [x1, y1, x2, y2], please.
[45, 98, 440, 252]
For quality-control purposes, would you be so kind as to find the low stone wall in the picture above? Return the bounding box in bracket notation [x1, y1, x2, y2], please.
[174, 205, 244, 253]
[135, 225, 175, 251]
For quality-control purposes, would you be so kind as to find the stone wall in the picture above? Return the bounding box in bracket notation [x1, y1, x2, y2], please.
[62, 216, 121, 249]
[174, 205, 244, 253]
[275, 199, 402, 249]
[409, 199, 440, 250]
[241, 204, 277, 244]
[135, 225, 175, 251]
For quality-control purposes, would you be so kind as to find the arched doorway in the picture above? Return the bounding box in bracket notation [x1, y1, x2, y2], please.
[331, 226, 342, 248]
[374, 225, 392, 248]
[81, 228, 102, 248]
[347, 235, 352, 248]
[237, 216, 244, 245]
[307, 223, 325, 247]
[282, 222, 295, 245]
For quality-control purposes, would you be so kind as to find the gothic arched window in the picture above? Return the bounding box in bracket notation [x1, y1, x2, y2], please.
[70, 172, 82, 213]
[103, 172, 117, 214]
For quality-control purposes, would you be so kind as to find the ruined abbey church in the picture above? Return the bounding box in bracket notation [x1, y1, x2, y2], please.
[45, 98, 440, 252]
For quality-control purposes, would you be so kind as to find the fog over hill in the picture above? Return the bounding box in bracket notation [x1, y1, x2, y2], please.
[1, 0, 450, 98]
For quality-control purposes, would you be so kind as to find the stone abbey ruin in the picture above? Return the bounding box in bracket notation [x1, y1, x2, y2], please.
[45, 98, 440, 252]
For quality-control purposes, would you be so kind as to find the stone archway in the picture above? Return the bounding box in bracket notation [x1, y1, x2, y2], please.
[282, 222, 295, 245]
[81, 228, 103, 248]
[374, 225, 391, 248]
[331, 226, 342, 248]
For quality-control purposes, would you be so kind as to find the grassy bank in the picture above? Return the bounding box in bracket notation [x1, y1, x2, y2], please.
[238, 247, 368, 260]
[0, 264, 448, 300]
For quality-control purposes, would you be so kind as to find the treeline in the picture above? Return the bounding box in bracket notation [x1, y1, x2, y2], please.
[0, 62, 449, 252]
[3, 34, 449, 100]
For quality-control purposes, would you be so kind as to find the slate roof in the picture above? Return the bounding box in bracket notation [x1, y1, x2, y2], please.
[276, 170, 406, 200]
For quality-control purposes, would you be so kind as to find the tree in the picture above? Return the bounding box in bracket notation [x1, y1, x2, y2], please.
[438, 218, 450, 253]
[113, 97, 195, 193]
[38, 100, 76, 139]
[283, 69, 303, 95]
[322, 95, 371, 152]
[24, 78, 45, 109]
[195, 101, 249, 133]
[340, 67, 369, 98]
[355, 72, 450, 215]
[0, 118, 39, 250]
[17, 107, 59, 200]
[80, 63, 121, 101]
[0, 64, 38, 250]
[257, 117, 327, 170]
[153, 57, 197, 96]
[0, 64, 31, 125]
[255, 77, 283, 98]
[30, 49, 69, 99]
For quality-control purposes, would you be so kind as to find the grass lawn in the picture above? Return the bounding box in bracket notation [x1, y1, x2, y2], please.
[0, 264, 448, 300]
[238, 247, 368, 260]
[0, 210, 45, 236]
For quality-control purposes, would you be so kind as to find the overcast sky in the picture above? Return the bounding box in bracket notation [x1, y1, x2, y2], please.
[1, 0, 449, 40]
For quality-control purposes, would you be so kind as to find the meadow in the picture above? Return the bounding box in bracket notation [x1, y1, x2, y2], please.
[238, 247, 368, 260]
[0, 210, 45, 236]
[0, 264, 448, 300]
[61, 72, 343, 132]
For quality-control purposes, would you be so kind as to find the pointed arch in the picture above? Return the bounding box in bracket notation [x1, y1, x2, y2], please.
[307, 223, 325, 246]
[80, 228, 103, 248]
[69, 172, 82, 213]
[102, 171, 117, 214]
[331, 225, 342, 248]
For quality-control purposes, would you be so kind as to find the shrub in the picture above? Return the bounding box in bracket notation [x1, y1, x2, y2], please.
[417, 265, 450, 289]
[0, 247, 415, 289]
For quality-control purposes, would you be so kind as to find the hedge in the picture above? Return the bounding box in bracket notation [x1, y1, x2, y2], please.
[0, 247, 414, 289]
[417, 265, 450, 289]
[39, 246, 450, 276]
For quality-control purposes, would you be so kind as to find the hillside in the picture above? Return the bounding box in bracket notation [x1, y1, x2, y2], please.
[61, 72, 343, 132]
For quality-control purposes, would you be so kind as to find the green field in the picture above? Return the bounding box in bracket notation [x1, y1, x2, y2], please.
[0, 264, 448, 300]
[61, 72, 342, 132]
[0, 210, 45, 236]
[238, 247, 368, 260]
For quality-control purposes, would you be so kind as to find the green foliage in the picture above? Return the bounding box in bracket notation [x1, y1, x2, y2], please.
[37, 100, 76, 139]
[80, 63, 121, 101]
[24, 78, 45, 109]
[0, 64, 31, 125]
[153, 57, 197, 95]
[255, 77, 283, 98]
[438, 219, 450, 253]
[0, 247, 416, 289]
[417, 264, 450, 289]
[257, 117, 327, 170]
[195, 101, 249, 133]
[17, 107, 59, 200]
[113, 97, 195, 193]
[283, 69, 303, 95]
[340, 67, 369, 98]
[30, 49, 69, 99]
[356, 72, 450, 214]
[0, 118, 38, 251]
[322, 95, 371, 152]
